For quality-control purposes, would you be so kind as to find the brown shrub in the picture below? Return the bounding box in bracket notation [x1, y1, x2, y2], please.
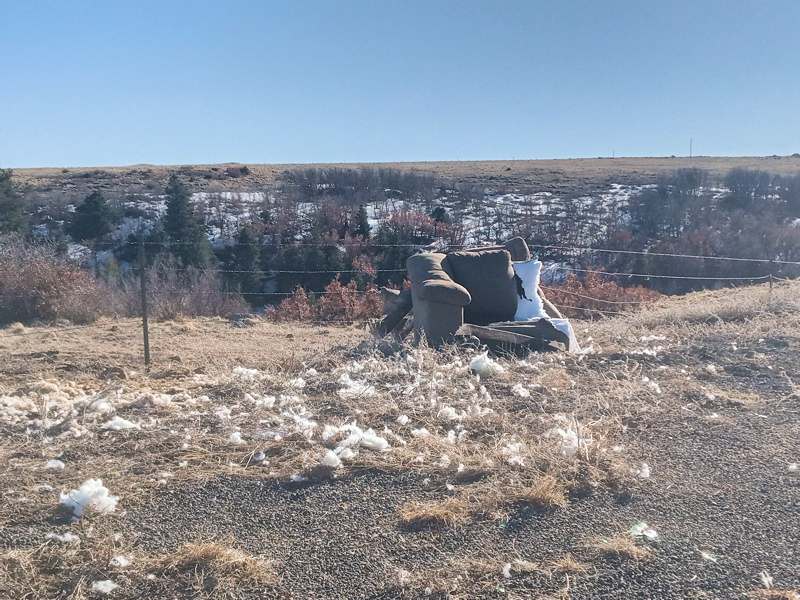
[267, 278, 382, 323]
[0, 239, 110, 325]
[543, 268, 661, 318]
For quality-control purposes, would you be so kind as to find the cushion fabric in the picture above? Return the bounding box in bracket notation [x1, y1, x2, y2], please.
[512, 259, 545, 320]
[444, 249, 517, 324]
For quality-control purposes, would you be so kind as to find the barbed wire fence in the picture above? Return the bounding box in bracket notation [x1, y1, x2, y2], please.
[2, 235, 798, 368]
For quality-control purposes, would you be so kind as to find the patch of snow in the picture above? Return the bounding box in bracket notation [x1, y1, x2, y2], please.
[229, 431, 245, 445]
[45, 459, 65, 470]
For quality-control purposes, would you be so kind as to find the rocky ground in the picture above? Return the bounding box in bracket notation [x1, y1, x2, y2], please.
[0, 283, 798, 599]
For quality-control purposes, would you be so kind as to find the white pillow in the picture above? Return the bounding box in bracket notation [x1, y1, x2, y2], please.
[513, 260, 545, 320]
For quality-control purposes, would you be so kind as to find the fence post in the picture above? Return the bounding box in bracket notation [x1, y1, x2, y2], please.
[138, 226, 151, 367]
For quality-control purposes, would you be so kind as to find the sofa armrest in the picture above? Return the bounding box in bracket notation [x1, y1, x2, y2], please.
[417, 280, 471, 306]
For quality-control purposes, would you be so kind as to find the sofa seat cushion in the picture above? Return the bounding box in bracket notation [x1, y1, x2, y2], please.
[445, 249, 518, 324]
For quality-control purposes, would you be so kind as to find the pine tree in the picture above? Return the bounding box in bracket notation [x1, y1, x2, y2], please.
[231, 225, 263, 294]
[163, 174, 215, 268]
[356, 205, 371, 239]
[70, 191, 112, 242]
[0, 169, 28, 234]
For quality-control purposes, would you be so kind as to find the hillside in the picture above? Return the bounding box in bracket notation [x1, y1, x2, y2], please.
[1, 282, 798, 598]
[14, 155, 800, 196]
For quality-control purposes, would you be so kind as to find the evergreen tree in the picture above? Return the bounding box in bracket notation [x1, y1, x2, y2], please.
[163, 174, 215, 268]
[231, 225, 263, 294]
[355, 205, 371, 239]
[70, 191, 112, 242]
[0, 169, 28, 234]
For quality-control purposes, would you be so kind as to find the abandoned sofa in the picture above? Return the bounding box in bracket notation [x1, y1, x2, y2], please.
[405, 238, 579, 353]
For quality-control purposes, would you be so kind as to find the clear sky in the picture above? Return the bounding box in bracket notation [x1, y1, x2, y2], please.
[2, 0, 799, 168]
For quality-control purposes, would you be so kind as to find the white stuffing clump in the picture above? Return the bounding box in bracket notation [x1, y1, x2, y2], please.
[109, 555, 133, 568]
[328, 422, 390, 460]
[502, 442, 525, 466]
[337, 373, 375, 398]
[322, 450, 342, 468]
[321, 424, 341, 441]
[228, 431, 245, 445]
[214, 406, 232, 420]
[45, 459, 65, 470]
[511, 383, 530, 398]
[411, 427, 430, 438]
[470, 352, 505, 376]
[233, 366, 260, 379]
[46, 532, 80, 543]
[59, 479, 118, 517]
[396, 414, 410, 426]
[101, 416, 140, 431]
[90, 580, 119, 594]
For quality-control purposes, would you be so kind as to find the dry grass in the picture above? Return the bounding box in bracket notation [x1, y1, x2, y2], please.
[2, 280, 799, 596]
[152, 539, 276, 585]
[587, 535, 655, 562]
[755, 590, 800, 600]
[551, 552, 588, 573]
[502, 475, 568, 509]
[398, 496, 472, 529]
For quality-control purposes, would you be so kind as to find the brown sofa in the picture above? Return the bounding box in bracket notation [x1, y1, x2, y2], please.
[406, 238, 572, 351]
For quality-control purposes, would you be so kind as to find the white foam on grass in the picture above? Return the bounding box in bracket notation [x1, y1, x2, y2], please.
[59, 479, 118, 517]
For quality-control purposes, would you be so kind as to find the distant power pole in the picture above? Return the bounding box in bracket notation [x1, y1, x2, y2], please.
[690, 138, 693, 158]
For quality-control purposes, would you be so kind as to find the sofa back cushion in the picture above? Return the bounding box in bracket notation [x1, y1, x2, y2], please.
[445, 249, 518, 324]
[512, 259, 545, 320]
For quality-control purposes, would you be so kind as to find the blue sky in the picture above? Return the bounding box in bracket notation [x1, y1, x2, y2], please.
[2, 0, 799, 167]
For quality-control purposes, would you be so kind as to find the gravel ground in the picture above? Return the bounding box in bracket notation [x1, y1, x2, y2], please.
[112, 386, 798, 599]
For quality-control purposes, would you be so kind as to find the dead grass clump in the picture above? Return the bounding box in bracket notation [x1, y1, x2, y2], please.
[152, 540, 276, 587]
[503, 475, 568, 509]
[398, 497, 471, 529]
[6, 321, 25, 334]
[755, 591, 800, 600]
[551, 553, 588, 573]
[587, 535, 654, 563]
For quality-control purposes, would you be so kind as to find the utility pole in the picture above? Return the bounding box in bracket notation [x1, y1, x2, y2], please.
[690, 138, 693, 158]
[138, 222, 151, 367]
